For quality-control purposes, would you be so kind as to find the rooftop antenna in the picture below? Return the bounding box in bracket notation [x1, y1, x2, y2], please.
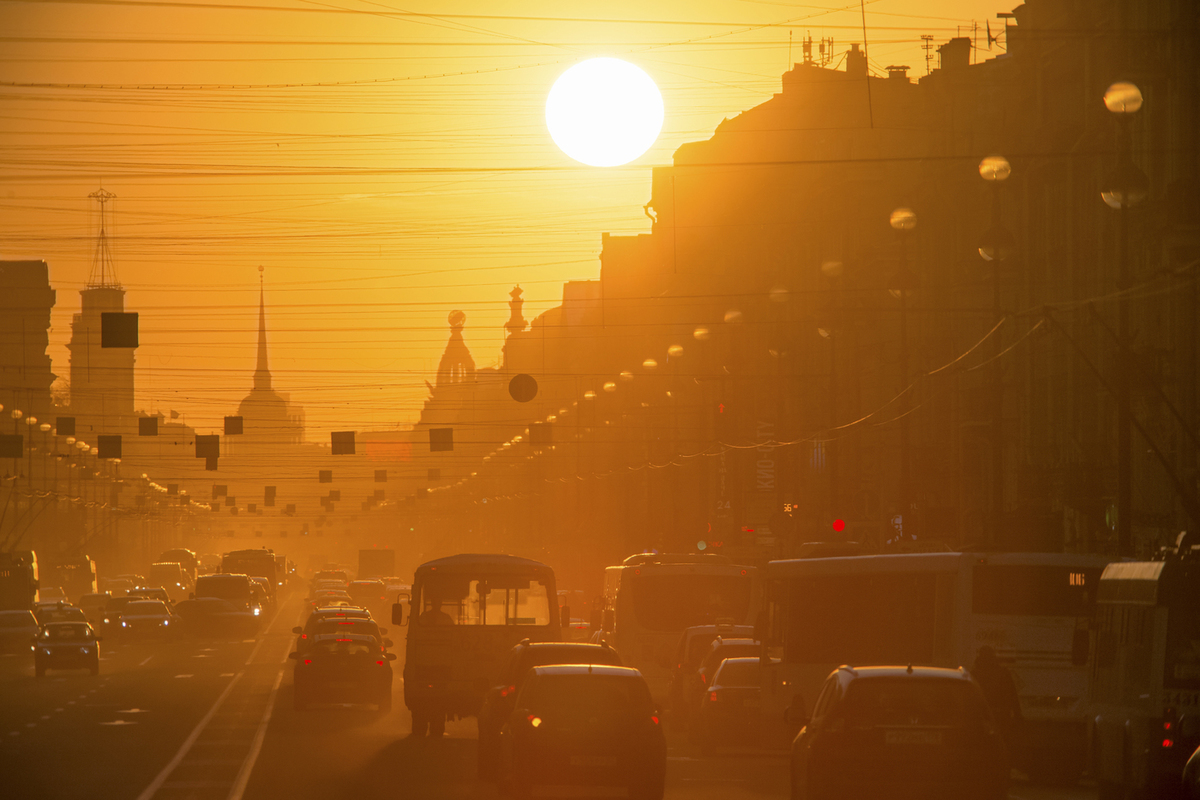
[802, 32, 813, 65]
[921, 35, 935, 75]
[858, 0, 874, 128]
[788, 30, 792, 67]
[86, 187, 120, 289]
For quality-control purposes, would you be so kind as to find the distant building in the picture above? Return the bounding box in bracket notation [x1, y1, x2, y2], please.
[0, 260, 56, 420]
[236, 276, 305, 445]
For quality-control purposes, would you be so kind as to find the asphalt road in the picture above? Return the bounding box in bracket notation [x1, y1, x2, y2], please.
[0, 592, 1099, 800]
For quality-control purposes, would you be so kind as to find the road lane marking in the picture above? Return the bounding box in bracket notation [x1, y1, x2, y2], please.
[226, 670, 283, 800]
[117, 709, 149, 714]
[220, 673, 235, 677]
[135, 671, 244, 800]
[99, 720, 138, 726]
[139, 656, 153, 666]
[174, 674, 193, 679]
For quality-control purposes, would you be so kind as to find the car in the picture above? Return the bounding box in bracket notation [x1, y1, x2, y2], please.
[128, 587, 172, 605]
[312, 597, 353, 611]
[292, 615, 390, 654]
[172, 597, 258, 639]
[789, 666, 1009, 800]
[98, 596, 142, 635]
[312, 569, 348, 586]
[38, 586, 68, 603]
[34, 622, 101, 676]
[497, 665, 665, 800]
[36, 603, 89, 626]
[694, 656, 777, 754]
[684, 637, 762, 723]
[77, 592, 110, 622]
[194, 574, 260, 623]
[0, 610, 40, 654]
[478, 640, 623, 779]
[102, 578, 135, 597]
[666, 624, 755, 722]
[115, 600, 176, 638]
[347, 579, 387, 605]
[1185, 742, 1200, 800]
[290, 633, 396, 711]
[147, 562, 189, 601]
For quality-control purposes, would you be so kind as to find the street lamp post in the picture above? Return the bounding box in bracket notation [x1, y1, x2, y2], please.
[979, 155, 1014, 550]
[889, 208, 918, 538]
[1102, 81, 1147, 557]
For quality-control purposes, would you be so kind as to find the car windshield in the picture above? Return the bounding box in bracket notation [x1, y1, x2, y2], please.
[312, 639, 375, 657]
[524, 646, 620, 670]
[415, 573, 552, 626]
[523, 674, 652, 717]
[44, 623, 91, 639]
[704, 643, 760, 669]
[0, 612, 35, 628]
[126, 601, 169, 615]
[841, 678, 989, 727]
[713, 660, 762, 687]
[631, 573, 753, 632]
[314, 619, 379, 637]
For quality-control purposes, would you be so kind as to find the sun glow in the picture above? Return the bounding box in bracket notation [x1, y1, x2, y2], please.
[545, 58, 664, 167]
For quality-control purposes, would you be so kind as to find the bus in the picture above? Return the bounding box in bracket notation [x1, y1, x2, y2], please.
[599, 553, 759, 698]
[0, 550, 38, 609]
[221, 549, 277, 600]
[160, 548, 198, 584]
[44, 557, 97, 601]
[1090, 557, 1200, 798]
[393, 553, 564, 737]
[762, 551, 1112, 780]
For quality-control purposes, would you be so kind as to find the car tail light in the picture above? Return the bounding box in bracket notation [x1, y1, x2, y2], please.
[500, 685, 516, 698]
[377, 660, 384, 665]
[529, 716, 542, 728]
[1163, 738, 1175, 748]
[650, 715, 660, 725]
[709, 692, 718, 702]
[304, 659, 311, 665]
[300, 634, 307, 639]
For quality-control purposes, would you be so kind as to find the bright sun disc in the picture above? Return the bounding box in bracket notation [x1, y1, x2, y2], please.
[546, 58, 664, 167]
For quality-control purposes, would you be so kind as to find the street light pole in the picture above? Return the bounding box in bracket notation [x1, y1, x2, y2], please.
[890, 208, 918, 538]
[1102, 81, 1146, 558]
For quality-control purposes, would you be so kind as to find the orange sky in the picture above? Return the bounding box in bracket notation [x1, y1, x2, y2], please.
[0, 0, 1007, 439]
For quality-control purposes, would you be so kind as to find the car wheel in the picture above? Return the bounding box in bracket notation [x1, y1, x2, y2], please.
[477, 732, 498, 780]
[429, 710, 446, 736]
[629, 773, 665, 800]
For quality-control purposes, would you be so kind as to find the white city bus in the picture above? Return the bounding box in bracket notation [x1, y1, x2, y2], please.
[762, 551, 1112, 780]
[1090, 558, 1200, 799]
[600, 553, 759, 698]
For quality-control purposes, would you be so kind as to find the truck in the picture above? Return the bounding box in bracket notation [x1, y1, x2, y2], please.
[358, 549, 396, 580]
[220, 549, 278, 601]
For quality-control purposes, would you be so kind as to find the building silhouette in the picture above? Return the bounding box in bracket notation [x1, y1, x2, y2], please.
[0, 260, 56, 421]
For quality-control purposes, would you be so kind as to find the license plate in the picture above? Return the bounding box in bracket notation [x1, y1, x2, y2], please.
[885, 730, 942, 745]
[569, 755, 617, 767]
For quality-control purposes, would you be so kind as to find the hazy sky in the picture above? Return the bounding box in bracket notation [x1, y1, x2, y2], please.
[0, 0, 1007, 438]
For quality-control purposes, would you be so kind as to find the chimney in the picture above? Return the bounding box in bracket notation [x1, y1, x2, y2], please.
[846, 43, 867, 78]
[886, 65, 910, 82]
[937, 37, 971, 72]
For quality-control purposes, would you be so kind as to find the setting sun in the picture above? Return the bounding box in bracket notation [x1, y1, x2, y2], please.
[545, 57, 664, 167]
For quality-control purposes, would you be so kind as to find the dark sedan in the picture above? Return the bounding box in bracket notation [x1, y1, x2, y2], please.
[790, 666, 1009, 800]
[34, 622, 101, 676]
[172, 597, 258, 639]
[498, 665, 665, 800]
[290, 633, 395, 711]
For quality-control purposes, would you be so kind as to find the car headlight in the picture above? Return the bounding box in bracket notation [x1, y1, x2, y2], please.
[42, 648, 52, 655]
[253, 608, 261, 616]
[103, 618, 110, 624]
[79, 646, 90, 654]
[121, 621, 128, 627]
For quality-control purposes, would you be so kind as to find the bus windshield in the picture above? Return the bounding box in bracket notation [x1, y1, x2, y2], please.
[972, 565, 1099, 617]
[630, 573, 753, 632]
[415, 573, 552, 626]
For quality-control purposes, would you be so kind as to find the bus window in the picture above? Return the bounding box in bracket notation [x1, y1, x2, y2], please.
[630, 573, 752, 632]
[784, 573, 939, 665]
[416, 574, 552, 626]
[972, 565, 1099, 617]
[1165, 599, 1200, 689]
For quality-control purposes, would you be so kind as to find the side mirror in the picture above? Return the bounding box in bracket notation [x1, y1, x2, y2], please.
[391, 602, 404, 626]
[385, 652, 397, 661]
[292, 627, 304, 635]
[383, 638, 394, 648]
[560, 606, 571, 629]
[287, 652, 299, 659]
[379, 627, 388, 635]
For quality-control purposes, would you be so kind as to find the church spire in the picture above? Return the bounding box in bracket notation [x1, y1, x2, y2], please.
[253, 266, 271, 391]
